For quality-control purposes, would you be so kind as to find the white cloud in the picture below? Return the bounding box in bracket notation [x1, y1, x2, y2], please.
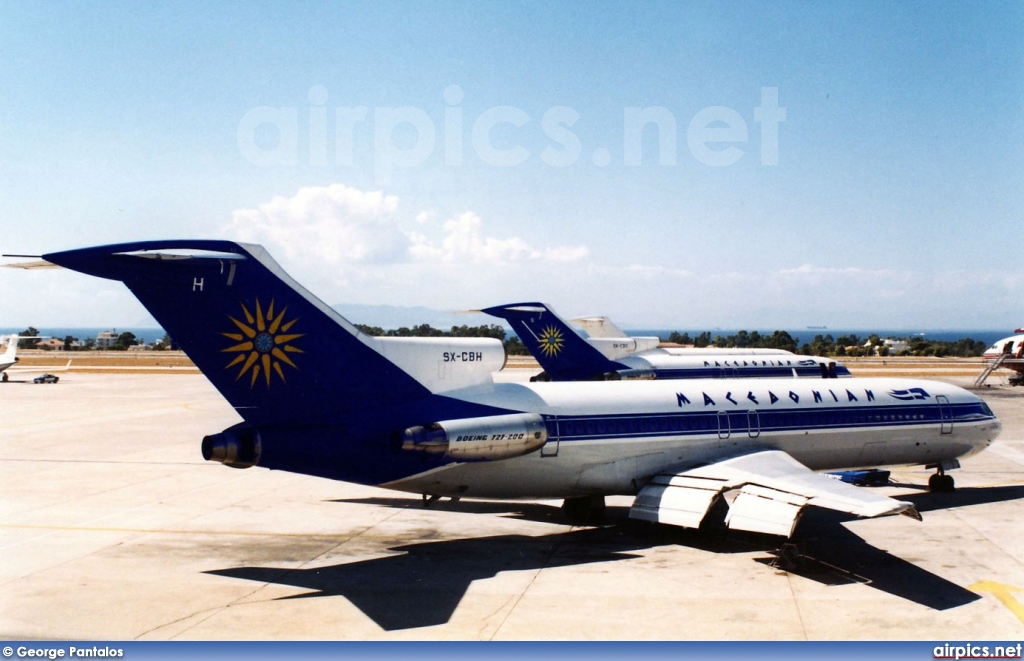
[218, 186, 1021, 329]
[588, 263, 694, 280]
[227, 185, 590, 269]
[224, 183, 589, 295]
[436, 212, 541, 264]
[227, 184, 407, 276]
[545, 245, 591, 263]
[776, 264, 902, 279]
[932, 269, 1024, 292]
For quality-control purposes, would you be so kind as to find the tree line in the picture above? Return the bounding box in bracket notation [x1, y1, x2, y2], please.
[356, 325, 989, 358]
[13, 327, 171, 351]
[13, 323, 990, 358]
[666, 330, 988, 358]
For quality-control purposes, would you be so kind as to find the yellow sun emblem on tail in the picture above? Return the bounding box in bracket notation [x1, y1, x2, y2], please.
[537, 325, 564, 358]
[221, 298, 304, 388]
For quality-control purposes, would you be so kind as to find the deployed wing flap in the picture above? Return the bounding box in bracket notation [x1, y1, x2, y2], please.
[725, 487, 806, 537]
[629, 474, 726, 528]
[630, 450, 920, 537]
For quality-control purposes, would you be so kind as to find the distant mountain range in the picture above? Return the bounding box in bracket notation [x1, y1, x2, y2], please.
[332, 303, 512, 332]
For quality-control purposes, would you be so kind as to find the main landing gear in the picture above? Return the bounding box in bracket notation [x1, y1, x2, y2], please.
[927, 459, 960, 492]
[928, 473, 955, 492]
[421, 494, 461, 507]
[562, 495, 606, 523]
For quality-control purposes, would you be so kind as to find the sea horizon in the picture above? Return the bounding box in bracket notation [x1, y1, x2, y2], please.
[2, 325, 1014, 349]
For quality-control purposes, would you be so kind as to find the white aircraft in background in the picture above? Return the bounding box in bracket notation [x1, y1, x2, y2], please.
[483, 303, 851, 382]
[982, 329, 1024, 386]
[571, 314, 797, 359]
[0, 334, 70, 382]
[0, 334, 22, 378]
[13, 240, 1001, 538]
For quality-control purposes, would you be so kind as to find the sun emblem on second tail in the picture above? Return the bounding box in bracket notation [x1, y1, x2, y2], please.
[221, 298, 304, 388]
[537, 325, 564, 358]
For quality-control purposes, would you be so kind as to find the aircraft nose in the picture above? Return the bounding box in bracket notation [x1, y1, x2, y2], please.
[966, 393, 1001, 457]
[982, 398, 1001, 440]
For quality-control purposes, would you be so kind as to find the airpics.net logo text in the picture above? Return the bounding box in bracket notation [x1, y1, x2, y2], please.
[934, 643, 1023, 660]
[237, 85, 786, 184]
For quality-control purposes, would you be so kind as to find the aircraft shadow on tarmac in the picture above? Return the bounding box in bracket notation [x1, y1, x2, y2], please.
[762, 509, 976, 612]
[903, 484, 1024, 513]
[206, 521, 771, 631]
[754, 485, 1024, 612]
[205, 485, 1024, 630]
[332, 495, 634, 526]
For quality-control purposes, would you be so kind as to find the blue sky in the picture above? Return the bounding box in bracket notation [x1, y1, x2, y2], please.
[2, 1, 1022, 330]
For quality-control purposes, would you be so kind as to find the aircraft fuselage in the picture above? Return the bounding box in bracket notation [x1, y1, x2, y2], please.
[250, 376, 997, 499]
[983, 334, 1024, 376]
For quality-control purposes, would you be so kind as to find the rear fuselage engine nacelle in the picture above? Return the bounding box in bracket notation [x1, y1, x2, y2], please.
[202, 427, 262, 469]
[402, 412, 548, 461]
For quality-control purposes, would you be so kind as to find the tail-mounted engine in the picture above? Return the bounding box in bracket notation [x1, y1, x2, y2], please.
[202, 427, 262, 469]
[402, 412, 548, 461]
[612, 368, 657, 380]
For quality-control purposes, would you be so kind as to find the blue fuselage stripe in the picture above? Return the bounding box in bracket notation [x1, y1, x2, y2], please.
[543, 402, 991, 442]
[652, 366, 853, 379]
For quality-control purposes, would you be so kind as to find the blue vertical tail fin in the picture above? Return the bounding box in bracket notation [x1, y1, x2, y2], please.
[43, 241, 430, 426]
[481, 302, 625, 380]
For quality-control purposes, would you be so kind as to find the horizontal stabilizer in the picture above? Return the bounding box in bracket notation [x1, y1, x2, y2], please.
[630, 450, 920, 537]
[569, 316, 627, 339]
[2, 259, 61, 269]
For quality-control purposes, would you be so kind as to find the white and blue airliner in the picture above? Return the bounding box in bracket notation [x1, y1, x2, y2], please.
[483, 301, 851, 382]
[28, 241, 1002, 538]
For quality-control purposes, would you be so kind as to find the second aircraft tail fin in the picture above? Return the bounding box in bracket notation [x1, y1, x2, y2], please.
[481, 302, 626, 380]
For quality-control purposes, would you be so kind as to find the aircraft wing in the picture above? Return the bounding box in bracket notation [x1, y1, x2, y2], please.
[5, 359, 72, 373]
[629, 449, 921, 537]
